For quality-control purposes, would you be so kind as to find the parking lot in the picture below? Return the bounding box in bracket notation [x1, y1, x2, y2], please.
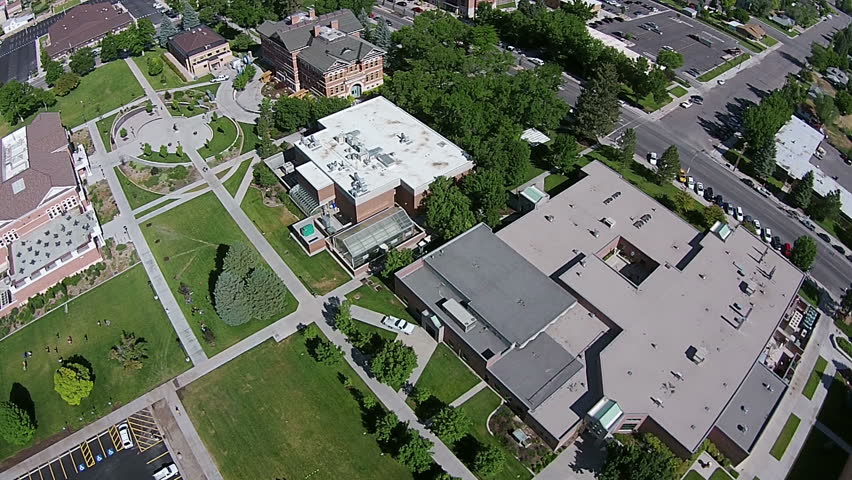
[120, 0, 166, 24]
[15, 408, 181, 480]
[593, 9, 738, 76]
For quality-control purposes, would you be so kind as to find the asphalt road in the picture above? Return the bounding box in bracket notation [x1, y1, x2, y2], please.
[371, 4, 415, 31]
[615, 14, 852, 298]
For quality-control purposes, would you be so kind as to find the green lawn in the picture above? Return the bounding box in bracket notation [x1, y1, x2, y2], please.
[142, 192, 297, 356]
[769, 414, 801, 460]
[168, 84, 220, 117]
[347, 277, 415, 323]
[415, 344, 480, 405]
[684, 471, 704, 480]
[787, 428, 848, 480]
[223, 159, 250, 197]
[96, 112, 118, 153]
[457, 388, 531, 480]
[513, 164, 547, 189]
[698, 54, 751, 82]
[131, 48, 210, 91]
[180, 336, 413, 480]
[799, 283, 821, 307]
[140, 150, 191, 164]
[709, 468, 734, 480]
[669, 85, 689, 97]
[198, 117, 239, 159]
[816, 374, 852, 445]
[762, 35, 780, 47]
[55, 0, 80, 11]
[759, 16, 799, 37]
[115, 167, 163, 209]
[239, 122, 260, 154]
[0, 266, 189, 463]
[135, 198, 178, 219]
[54, 61, 145, 128]
[240, 188, 349, 295]
[803, 356, 828, 400]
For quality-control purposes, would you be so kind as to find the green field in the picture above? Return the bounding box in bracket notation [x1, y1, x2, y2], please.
[347, 277, 415, 323]
[115, 167, 163, 209]
[803, 355, 828, 400]
[199, 117, 239, 159]
[817, 374, 852, 445]
[139, 150, 191, 164]
[96, 112, 118, 153]
[787, 428, 848, 480]
[769, 414, 801, 460]
[131, 48, 211, 91]
[799, 282, 821, 307]
[684, 471, 703, 480]
[415, 344, 480, 405]
[54, 61, 145, 128]
[239, 122, 260, 154]
[457, 388, 531, 480]
[241, 188, 349, 294]
[142, 192, 296, 356]
[669, 85, 688, 97]
[0, 266, 189, 463]
[180, 336, 413, 480]
[135, 198, 179, 219]
[223, 160, 251, 197]
[698, 54, 751, 82]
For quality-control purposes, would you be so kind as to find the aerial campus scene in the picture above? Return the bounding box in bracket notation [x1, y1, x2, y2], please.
[0, 0, 851, 479]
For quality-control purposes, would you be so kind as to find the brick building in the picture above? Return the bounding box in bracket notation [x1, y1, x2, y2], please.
[45, 3, 133, 58]
[0, 113, 103, 314]
[257, 9, 384, 98]
[168, 25, 234, 78]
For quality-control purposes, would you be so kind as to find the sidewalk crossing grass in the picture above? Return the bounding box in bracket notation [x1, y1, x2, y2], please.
[802, 356, 827, 399]
[181, 335, 412, 480]
[787, 428, 848, 480]
[415, 344, 480, 406]
[0, 266, 189, 464]
[142, 192, 296, 356]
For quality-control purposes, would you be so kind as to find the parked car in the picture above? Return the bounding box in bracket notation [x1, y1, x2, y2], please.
[753, 219, 761, 231]
[725, 203, 734, 216]
[662, 45, 675, 51]
[834, 244, 846, 255]
[680, 101, 693, 109]
[528, 57, 545, 66]
[762, 227, 772, 243]
[687, 176, 695, 189]
[772, 236, 782, 249]
[717, 79, 726, 85]
[695, 182, 704, 196]
[212, 74, 229, 82]
[783, 243, 792, 257]
[704, 186, 714, 201]
[118, 423, 133, 449]
[691, 95, 704, 105]
[818, 232, 831, 242]
[800, 218, 816, 231]
[381, 315, 415, 335]
[412, 6, 423, 12]
[647, 152, 658, 165]
[153, 464, 179, 480]
[396, 1, 407, 5]
[735, 206, 744, 222]
[386, 19, 393, 26]
[714, 195, 724, 207]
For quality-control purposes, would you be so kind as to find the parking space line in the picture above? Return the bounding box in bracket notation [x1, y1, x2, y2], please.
[47, 462, 55, 480]
[140, 439, 163, 452]
[96, 434, 107, 457]
[37, 467, 43, 480]
[146, 450, 170, 465]
[56, 457, 67, 480]
[129, 417, 157, 429]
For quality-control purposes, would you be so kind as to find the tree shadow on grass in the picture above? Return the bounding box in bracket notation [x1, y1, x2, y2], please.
[413, 395, 446, 421]
[9, 383, 36, 426]
[65, 354, 95, 382]
[207, 243, 230, 302]
[453, 434, 483, 466]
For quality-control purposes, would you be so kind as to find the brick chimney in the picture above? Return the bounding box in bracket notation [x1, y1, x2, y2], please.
[291, 15, 301, 24]
[330, 19, 339, 30]
[313, 25, 322, 37]
[308, 7, 316, 18]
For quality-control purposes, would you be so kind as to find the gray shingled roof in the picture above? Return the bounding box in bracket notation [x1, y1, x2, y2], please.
[299, 35, 380, 72]
[257, 9, 363, 52]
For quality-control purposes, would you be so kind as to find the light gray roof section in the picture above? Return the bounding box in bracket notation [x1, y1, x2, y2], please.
[258, 9, 363, 52]
[423, 224, 577, 346]
[715, 362, 786, 453]
[299, 34, 380, 72]
[490, 333, 584, 409]
[10, 208, 97, 281]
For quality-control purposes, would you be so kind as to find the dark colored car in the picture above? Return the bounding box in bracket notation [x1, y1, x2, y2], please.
[771, 236, 781, 249]
[818, 232, 831, 242]
[834, 244, 846, 255]
[704, 187, 714, 201]
[691, 95, 704, 105]
[715, 195, 724, 206]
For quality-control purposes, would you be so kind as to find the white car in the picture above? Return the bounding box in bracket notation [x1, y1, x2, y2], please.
[647, 152, 658, 165]
[753, 219, 761, 231]
[152, 463, 179, 480]
[680, 101, 693, 109]
[118, 423, 133, 449]
[687, 176, 695, 189]
[381, 315, 415, 335]
[695, 182, 704, 196]
[762, 227, 772, 243]
[717, 79, 726, 85]
[212, 74, 229, 82]
[735, 206, 744, 222]
[528, 57, 544, 66]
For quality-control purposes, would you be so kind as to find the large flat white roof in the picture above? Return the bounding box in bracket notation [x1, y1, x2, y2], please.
[498, 161, 803, 452]
[295, 96, 473, 205]
[1, 128, 29, 181]
[774, 117, 852, 218]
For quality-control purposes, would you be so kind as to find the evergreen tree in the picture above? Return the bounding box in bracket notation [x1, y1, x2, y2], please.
[372, 19, 392, 51]
[751, 143, 777, 181]
[213, 270, 251, 326]
[223, 243, 257, 279]
[257, 99, 276, 158]
[809, 189, 843, 221]
[656, 145, 680, 184]
[245, 267, 286, 318]
[572, 63, 621, 140]
[789, 171, 814, 209]
[182, 2, 201, 29]
[157, 20, 179, 47]
[544, 133, 580, 173]
[109, 331, 149, 370]
[619, 128, 636, 163]
[0, 402, 35, 446]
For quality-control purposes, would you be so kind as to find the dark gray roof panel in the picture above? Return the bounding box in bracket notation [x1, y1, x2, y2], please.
[715, 362, 787, 453]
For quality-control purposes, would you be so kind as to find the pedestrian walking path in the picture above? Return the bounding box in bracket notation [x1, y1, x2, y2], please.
[450, 382, 488, 408]
[233, 157, 257, 203]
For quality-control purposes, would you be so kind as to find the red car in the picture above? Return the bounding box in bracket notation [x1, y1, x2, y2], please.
[782, 243, 792, 257]
[412, 6, 423, 12]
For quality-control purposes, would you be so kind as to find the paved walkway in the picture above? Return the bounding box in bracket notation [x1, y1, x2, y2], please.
[449, 382, 487, 408]
[233, 156, 258, 203]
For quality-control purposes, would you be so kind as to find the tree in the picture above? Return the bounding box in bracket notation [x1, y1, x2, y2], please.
[334, 300, 355, 336]
[375, 411, 400, 444]
[751, 143, 777, 181]
[837, 91, 852, 115]
[227, 0, 267, 27]
[731, 8, 750, 23]
[100, 33, 123, 62]
[253, 164, 279, 187]
[213, 270, 251, 326]
[809, 189, 843, 221]
[244, 266, 287, 319]
[789, 171, 814, 209]
[815, 94, 839, 124]
[473, 444, 505, 478]
[599, 435, 678, 480]
[69, 48, 95, 76]
[44, 59, 64, 86]
[461, 169, 506, 227]
[702, 205, 727, 229]
[159, 144, 168, 156]
[544, 133, 580, 173]
[181, 1, 201, 29]
[840, 286, 852, 316]
[136, 18, 156, 51]
[424, 177, 476, 241]
[223, 243, 258, 279]
[656, 145, 680, 184]
[230, 33, 255, 52]
[371, 340, 417, 387]
[0, 402, 35, 446]
[143, 143, 153, 156]
[147, 55, 164, 76]
[233, 64, 256, 91]
[120, 127, 128, 138]
[397, 432, 433, 473]
[790, 235, 818, 270]
[619, 128, 636, 163]
[656, 49, 684, 71]
[372, 19, 393, 51]
[54, 363, 94, 406]
[430, 406, 471, 444]
[0, 81, 55, 124]
[109, 331, 149, 370]
[53, 73, 80, 96]
[382, 248, 415, 280]
[670, 189, 693, 215]
[157, 20, 179, 47]
[257, 99, 277, 158]
[214, 243, 287, 325]
[572, 63, 621, 140]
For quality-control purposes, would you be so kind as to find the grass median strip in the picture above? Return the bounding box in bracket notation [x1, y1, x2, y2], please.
[223, 160, 251, 197]
[699, 54, 751, 82]
[802, 355, 827, 399]
[769, 414, 801, 460]
[116, 167, 163, 209]
[135, 198, 178, 219]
